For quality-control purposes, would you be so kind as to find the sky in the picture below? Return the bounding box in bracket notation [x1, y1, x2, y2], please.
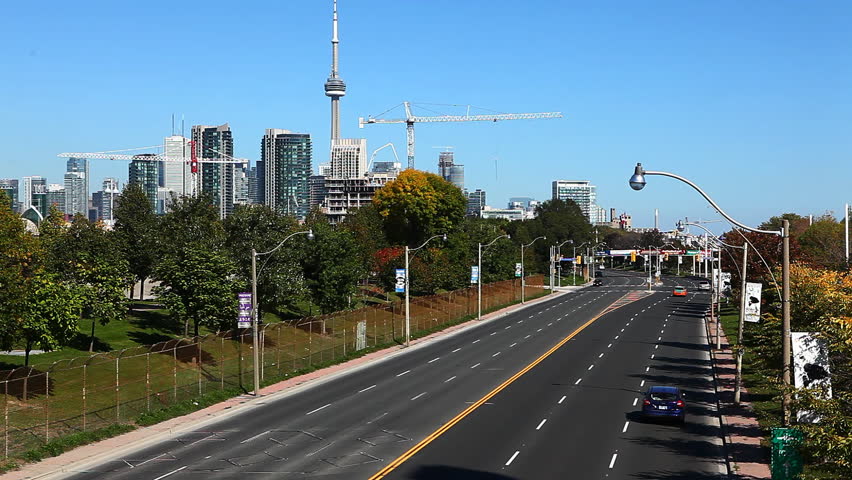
[2, 0, 851, 233]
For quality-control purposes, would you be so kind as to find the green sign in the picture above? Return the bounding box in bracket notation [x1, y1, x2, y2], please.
[686, 250, 700, 256]
[771, 427, 803, 480]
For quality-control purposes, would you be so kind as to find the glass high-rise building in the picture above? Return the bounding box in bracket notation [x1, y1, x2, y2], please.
[261, 129, 312, 219]
[129, 154, 160, 213]
[438, 151, 464, 190]
[0, 179, 19, 212]
[162, 135, 191, 201]
[466, 189, 486, 217]
[192, 124, 235, 219]
[64, 157, 89, 216]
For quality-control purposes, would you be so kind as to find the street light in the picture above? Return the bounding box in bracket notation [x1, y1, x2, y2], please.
[478, 234, 511, 320]
[251, 229, 315, 396]
[631, 162, 793, 425]
[405, 234, 447, 347]
[555, 239, 573, 287]
[679, 220, 750, 404]
[521, 236, 546, 303]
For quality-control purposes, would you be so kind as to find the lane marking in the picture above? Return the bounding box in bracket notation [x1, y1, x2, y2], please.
[510, 343, 517, 347]
[397, 370, 411, 377]
[599, 353, 604, 358]
[615, 335, 619, 340]
[607, 343, 612, 348]
[306, 404, 331, 415]
[536, 419, 547, 430]
[240, 430, 270, 444]
[524, 335, 531, 339]
[588, 364, 594, 370]
[655, 345, 659, 349]
[493, 352, 501, 357]
[154, 466, 188, 480]
[359, 385, 377, 393]
[558, 395, 566, 404]
[505, 326, 511, 329]
[428, 357, 440, 364]
[609, 453, 618, 469]
[445, 376, 456, 383]
[411, 392, 427, 401]
[452, 348, 461, 353]
[622, 421, 629, 433]
[473, 339, 481, 344]
[645, 366, 650, 372]
[657, 336, 662, 341]
[506, 451, 520, 466]
[632, 398, 638, 406]
[575, 378, 582, 385]
[368, 298, 629, 479]
[471, 363, 481, 369]
[490, 332, 497, 336]
[650, 354, 655, 359]
[640, 380, 645, 387]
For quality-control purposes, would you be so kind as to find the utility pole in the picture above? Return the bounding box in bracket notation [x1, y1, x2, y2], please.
[734, 242, 749, 404]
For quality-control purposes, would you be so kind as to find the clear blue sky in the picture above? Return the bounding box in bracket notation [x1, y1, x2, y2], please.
[2, 0, 850, 232]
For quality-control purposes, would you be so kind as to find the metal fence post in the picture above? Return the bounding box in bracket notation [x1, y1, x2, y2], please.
[45, 371, 49, 442]
[145, 353, 150, 413]
[82, 363, 87, 430]
[292, 323, 297, 371]
[173, 345, 178, 403]
[343, 318, 346, 357]
[276, 325, 281, 377]
[115, 357, 120, 422]
[220, 336, 225, 391]
[309, 320, 313, 367]
[196, 340, 202, 396]
[4, 380, 7, 458]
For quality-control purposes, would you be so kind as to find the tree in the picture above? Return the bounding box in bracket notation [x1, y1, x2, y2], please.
[373, 169, 466, 245]
[224, 204, 306, 318]
[303, 213, 365, 313]
[20, 273, 82, 365]
[0, 200, 40, 353]
[798, 215, 846, 268]
[759, 213, 810, 238]
[114, 183, 158, 301]
[155, 194, 235, 335]
[155, 247, 239, 335]
[40, 214, 132, 352]
[341, 203, 388, 275]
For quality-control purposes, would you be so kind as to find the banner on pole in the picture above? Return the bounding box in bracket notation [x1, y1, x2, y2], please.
[470, 266, 479, 284]
[395, 268, 406, 293]
[515, 263, 522, 277]
[356, 321, 367, 351]
[678, 256, 683, 264]
[792, 332, 832, 423]
[238, 292, 252, 328]
[744, 282, 762, 322]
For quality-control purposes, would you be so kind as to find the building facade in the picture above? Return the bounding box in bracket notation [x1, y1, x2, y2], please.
[21, 176, 47, 219]
[0, 179, 19, 212]
[162, 135, 191, 203]
[552, 180, 597, 222]
[438, 151, 464, 190]
[465, 189, 486, 217]
[46, 184, 65, 215]
[129, 154, 160, 213]
[192, 124, 236, 218]
[330, 138, 367, 179]
[261, 129, 312, 219]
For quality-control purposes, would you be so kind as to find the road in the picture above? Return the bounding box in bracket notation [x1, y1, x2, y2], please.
[63, 270, 726, 480]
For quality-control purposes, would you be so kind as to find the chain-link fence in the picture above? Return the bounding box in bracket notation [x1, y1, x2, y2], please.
[1, 276, 544, 459]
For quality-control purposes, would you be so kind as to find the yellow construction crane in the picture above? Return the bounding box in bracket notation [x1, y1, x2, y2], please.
[359, 102, 562, 169]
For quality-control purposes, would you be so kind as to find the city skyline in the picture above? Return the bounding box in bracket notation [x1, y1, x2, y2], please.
[2, 1, 851, 231]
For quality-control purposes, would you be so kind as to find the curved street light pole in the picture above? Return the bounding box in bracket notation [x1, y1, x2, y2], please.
[631, 163, 792, 425]
[573, 241, 589, 285]
[251, 229, 315, 396]
[556, 239, 573, 288]
[478, 234, 511, 320]
[405, 234, 447, 346]
[521, 236, 546, 303]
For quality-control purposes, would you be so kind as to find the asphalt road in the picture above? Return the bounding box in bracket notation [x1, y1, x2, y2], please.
[62, 270, 726, 480]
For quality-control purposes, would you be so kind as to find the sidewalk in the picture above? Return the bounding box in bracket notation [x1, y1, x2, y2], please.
[708, 319, 771, 479]
[4, 289, 575, 480]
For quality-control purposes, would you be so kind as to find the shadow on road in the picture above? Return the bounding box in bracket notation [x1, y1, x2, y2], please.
[407, 465, 519, 480]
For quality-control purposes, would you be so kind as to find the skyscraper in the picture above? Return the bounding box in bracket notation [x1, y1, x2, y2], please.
[330, 138, 367, 179]
[0, 179, 19, 212]
[438, 151, 464, 190]
[129, 154, 160, 213]
[192, 124, 235, 218]
[466, 189, 486, 217]
[64, 157, 89, 216]
[21, 176, 47, 217]
[324, 0, 346, 141]
[46, 184, 65, 214]
[100, 178, 120, 225]
[162, 135, 191, 200]
[261, 129, 312, 219]
[552, 180, 597, 222]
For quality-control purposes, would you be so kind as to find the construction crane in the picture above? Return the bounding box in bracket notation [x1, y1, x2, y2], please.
[58, 145, 248, 197]
[359, 102, 562, 168]
[367, 142, 401, 172]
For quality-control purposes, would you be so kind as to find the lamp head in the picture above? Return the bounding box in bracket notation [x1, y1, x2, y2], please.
[307, 229, 315, 241]
[506, 234, 511, 240]
[629, 163, 646, 191]
[676, 221, 685, 233]
[442, 233, 448, 242]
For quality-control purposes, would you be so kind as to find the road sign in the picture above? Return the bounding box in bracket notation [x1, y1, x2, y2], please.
[238, 292, 252, 328]
[515, 263, 522, 277]
[744, 282, 762, 322]
[470, 266, 479, 284]
[395, 268, 406, 293]
[771, 428, 803, 480]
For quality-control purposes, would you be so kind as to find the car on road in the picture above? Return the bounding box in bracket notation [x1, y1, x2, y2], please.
[697, 280, 710, 291]
[593, 278, 603, 286]
[672, 286, 687, 297]
[594, 271, 603, 278]
[642, 386, 686, 423]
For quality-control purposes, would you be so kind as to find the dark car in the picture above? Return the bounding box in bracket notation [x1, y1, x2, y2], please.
[593, 278, 603, 286]
[594, 271, 603, 278]
[642, 386, 685, 423]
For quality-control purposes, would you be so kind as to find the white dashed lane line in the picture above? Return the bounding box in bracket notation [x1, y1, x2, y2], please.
[536, 419, 547, 430]
[428, 357, 440, 363]
[622, 421, 630, 433]
[558, 395, 567, 404]
[411, 392, 427, 401]
[575, 378, 582, 385]
[471, 363, 481, 369]
[397, 370, 411, 377]
[445, 376, 456, 383]
[506, 451, 520, 466]
[358, 385, 376, 393]
[609, 453, 618, 469]
[306, 404, 331, 415]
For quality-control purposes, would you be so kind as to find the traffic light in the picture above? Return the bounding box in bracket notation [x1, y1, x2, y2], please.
[576, 255, 582, 265]
[630, 251, 637, 262]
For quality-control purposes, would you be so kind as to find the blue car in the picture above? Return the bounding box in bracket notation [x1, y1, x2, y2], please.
[642, 386, 685, 423]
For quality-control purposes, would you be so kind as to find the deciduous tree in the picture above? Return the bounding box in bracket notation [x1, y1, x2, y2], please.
[114, 183, 158, 301]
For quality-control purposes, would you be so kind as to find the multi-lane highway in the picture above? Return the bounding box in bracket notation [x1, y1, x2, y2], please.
[62, 271, 727, 479]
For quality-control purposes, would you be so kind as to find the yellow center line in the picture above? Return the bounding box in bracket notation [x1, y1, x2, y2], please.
[368, 291, 645, 479]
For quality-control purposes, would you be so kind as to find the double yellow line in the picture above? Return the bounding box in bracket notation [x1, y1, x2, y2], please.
[369, 307, 612, 479]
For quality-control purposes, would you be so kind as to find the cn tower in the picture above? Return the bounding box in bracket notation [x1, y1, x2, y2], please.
[324, 0, 346, 141]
